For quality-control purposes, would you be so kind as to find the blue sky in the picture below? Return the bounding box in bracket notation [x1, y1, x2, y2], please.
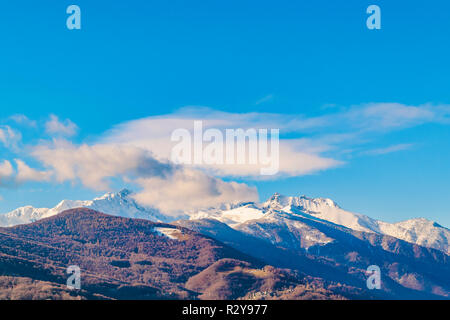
[1, 0, 450, 226]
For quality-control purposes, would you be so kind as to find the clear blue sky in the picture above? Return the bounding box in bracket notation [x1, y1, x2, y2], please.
[0, 0, 449, 226]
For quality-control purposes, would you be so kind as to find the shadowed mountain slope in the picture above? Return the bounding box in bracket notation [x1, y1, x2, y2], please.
[0, 208, 366, 300]
[0, 208, 263, 299]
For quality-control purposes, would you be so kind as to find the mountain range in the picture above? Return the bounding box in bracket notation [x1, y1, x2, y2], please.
[0, 189, 448, 299]
[1, 190, 448, 254]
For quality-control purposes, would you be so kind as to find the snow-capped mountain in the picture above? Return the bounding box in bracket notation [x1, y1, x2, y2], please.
[0, 206, 51, 227]
[178, 205, 450, 299]
[0, 189, 170, 227]
[190, 193, 450, 254]
[1, 190, 448, 254]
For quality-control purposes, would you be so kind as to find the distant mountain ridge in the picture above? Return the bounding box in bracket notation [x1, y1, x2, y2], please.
[0, 208, 368, 300]
[0, 189, 169, 227]
[191, 193, 450, 254]
[0, 190, 448, 254]
[177, 213, 450, 298]
[0, 202, 449, 299]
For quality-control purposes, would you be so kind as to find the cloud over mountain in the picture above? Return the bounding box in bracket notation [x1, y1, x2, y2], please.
[2, 102, 450, 214]
[101, 103, 450, 177]
[30, 140, 257, 214]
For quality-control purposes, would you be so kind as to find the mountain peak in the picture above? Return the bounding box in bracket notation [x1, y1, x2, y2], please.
[312, 197, 340, 208]
[118, 188, 133, 197]
[94, 188, 133, 201]
[263, 193, 340, 211]
[264, 193, 289, 208]
[0, 188, 170, 226]
[268, 192, 282, 202]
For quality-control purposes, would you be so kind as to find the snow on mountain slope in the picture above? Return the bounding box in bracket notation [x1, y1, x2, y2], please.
[190, 193, 450, 254]
[262, 193, 381, 233]
[81, 189, 170, 221]
[191, 203, 265, 227]
[1, 189, 448, 254]
[235, 212, 335, 250]
[377, 218, 449, 253]
[0, 206, 50, 227]
[0, 189, 169, 227]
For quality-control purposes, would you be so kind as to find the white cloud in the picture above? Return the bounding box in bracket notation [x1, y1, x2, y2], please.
[0, 160, 14, 179]
[133, 168, 258, 214]
[0, 126, 22, 150]
[99, 103, 450, 178]
[9, 114, 37, 128]
[362, 144, 414, 156]
[255, 94, 274, 105]
[0, 159, 51, 187]
[45, 114, 78, 137]
[100, 107, 342, 178]
[3, 102, 448, 213]
[15, 159, 51, 183]
[29, 139, 258, 214]
[341, 103, 438, 131]
[299, 103, 450, 134]
[32, 140, 171, 190]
